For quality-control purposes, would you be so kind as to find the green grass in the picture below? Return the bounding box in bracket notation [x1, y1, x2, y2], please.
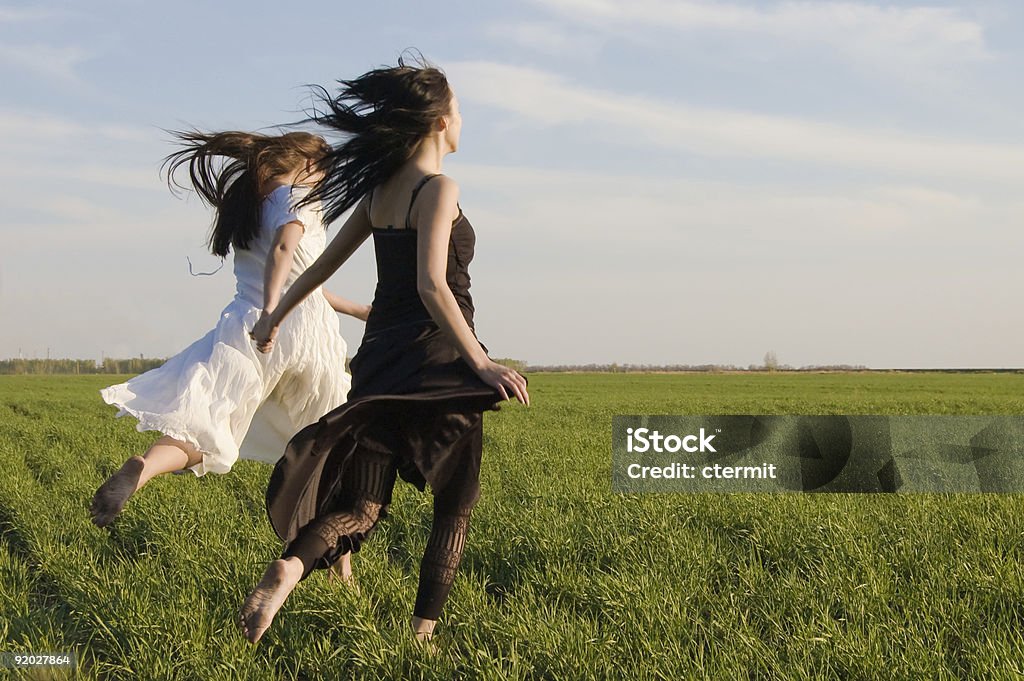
[1, 373, 1024, 680]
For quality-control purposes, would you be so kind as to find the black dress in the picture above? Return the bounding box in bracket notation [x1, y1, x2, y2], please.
[264, 175, 506, 553]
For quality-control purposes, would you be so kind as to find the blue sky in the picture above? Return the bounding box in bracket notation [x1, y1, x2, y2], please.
[1, 0, 1022, 367]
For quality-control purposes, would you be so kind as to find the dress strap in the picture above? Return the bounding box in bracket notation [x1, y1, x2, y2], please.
[405, 174, 442, 230]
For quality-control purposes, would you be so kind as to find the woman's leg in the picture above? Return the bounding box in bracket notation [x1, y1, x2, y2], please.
[411, 509, 472, 641]
[410, 418, 482, 641]
[237, 556, 306, 644]
[239, 450, 395, 644]
[90, 435, 204, 527]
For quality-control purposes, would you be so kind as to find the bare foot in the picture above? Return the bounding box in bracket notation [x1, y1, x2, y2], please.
[327, 553, 357, 589]
[411, 616, 437, 652]
[238, 558, 303, 644]
[90, 456, 145, 528]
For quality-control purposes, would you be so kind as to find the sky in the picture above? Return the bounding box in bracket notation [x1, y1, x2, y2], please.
[1, 0, 1022, 368]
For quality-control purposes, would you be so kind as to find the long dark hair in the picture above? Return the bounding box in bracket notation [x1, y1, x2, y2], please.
[302, 55, 454, 224]
[163, 131, 330, 257]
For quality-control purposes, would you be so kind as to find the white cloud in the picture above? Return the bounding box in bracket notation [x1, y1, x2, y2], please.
[0, 43, 90, 84]
[0, 110, 159, 156]
[14, 163, 165, 191]
[532, 0, 991, 68]
[0, 110, 166, 199]
[483, 20, 601, 58]
[0, 7, 62, 22]
[448, 162, 1021, 367]
[37, 195, 126, 225]
[451, 161, 1018, 247]
[448, 61, 1024, 186]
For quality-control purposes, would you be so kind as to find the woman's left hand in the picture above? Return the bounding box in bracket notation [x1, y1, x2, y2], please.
[474, 359, 530, 406]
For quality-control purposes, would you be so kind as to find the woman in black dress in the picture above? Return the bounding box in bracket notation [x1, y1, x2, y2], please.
[240, 59, 529, 644]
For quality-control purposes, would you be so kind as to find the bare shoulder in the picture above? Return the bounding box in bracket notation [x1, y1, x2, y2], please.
[413, 174, 460, 227]
[422, 174, 459, 202]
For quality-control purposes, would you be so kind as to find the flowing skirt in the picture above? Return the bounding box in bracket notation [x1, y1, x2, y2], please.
[101, 292, 351, 476]
[265, 320, 505, 545]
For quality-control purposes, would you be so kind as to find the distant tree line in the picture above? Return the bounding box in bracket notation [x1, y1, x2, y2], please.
[0, 357, 872, 375]
[489, 358, 527, 373]
[9, 357, 1016, 376]
[0, 358, 167, 375]
[522, 363, 871, 373]
[523, 350, 870, 373]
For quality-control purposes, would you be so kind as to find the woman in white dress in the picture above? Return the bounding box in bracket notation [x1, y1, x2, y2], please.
[90, 132, 368, 583]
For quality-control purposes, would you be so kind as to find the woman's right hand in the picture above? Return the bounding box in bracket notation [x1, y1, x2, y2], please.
[475, 360, 530, 406]
[250, 310, 279, 354]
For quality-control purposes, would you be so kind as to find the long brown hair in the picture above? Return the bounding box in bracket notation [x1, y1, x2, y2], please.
[163, 131, 329, 257]
[302, 54, 453, 224]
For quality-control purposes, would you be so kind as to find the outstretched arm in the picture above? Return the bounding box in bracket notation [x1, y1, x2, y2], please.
[323, 289, 371, 321]
[415, 177, 529, 405]
[252, 197, 372, 352]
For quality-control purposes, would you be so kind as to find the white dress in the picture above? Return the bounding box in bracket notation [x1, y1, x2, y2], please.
[101, 185, 351, 476]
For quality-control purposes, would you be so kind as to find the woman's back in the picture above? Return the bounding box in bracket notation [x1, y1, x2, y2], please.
[233, 186, 327, 306]
[363, 174, 475, 338]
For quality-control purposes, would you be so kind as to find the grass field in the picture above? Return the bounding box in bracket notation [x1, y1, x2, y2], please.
[2, 372, 1024, 680]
